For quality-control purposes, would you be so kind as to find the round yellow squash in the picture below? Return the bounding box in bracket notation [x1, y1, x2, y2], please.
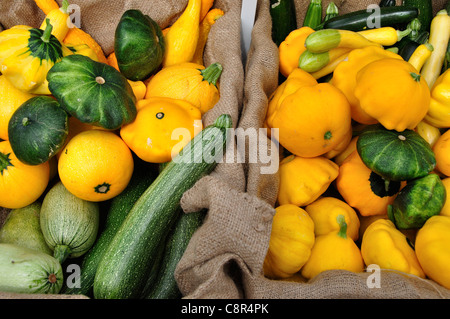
[58, 130, 134, 202]
[0, 140, 50, 209]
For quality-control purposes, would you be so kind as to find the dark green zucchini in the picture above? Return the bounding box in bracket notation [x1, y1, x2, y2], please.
[145, 209, 206, 299]
[63, 157, 157, 296]
[314, 2, 338, 30]
[269, 0, 297, 46]
[402, 0, 433, 31]
[398, 30, 429, 60]
[93, 114, 232, 299]
[380, 0, 397, 7]
[323, 6, 418, 31]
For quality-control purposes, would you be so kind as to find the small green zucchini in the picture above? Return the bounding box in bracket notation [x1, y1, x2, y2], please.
[402, 0, 433, 31]
[315, 2, 339, 30]
[93, 114, 232, 299]
[269, 0, 298, 46]
[303, 0, 322, 29]
[380, 0, 397, 7]
[40, 181, 100, 264]
[0, 243, 63, 294]
[323, 6, 418, 31]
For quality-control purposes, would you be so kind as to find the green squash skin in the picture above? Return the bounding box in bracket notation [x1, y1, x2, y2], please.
[93, 114, 232, 299]
[28, 27, 64, 63]
[47, 54, 137, 130]
[388, 173, 446, 229]
[0, 202, 53, 255]
[40, 181, 100, 264]
[115, 9, 165, 81]
[8, 96, 69, 166]
[357, 124, 436, 182]
[63, 158, 157, 296]
[0, 243, 63, 294]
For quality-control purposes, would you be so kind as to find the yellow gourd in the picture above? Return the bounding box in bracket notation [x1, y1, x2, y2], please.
[39, 0, 70, 42]
[66, 43, 99, 62]
[0, 140, 50, 209]
[192, 8, 224, 65]
[63, 27, 108, 64]
[331, 46, 403, 125]
[120, 97, 203, 163]
[336, 150, 400, 217]
[432, 129, 450, 177]
[263, 204, 315, 279]
[145, 62, 222, 115]
[424, 69, 450, 128]
[163, 0, 202, 67]
[414, 120, 441, 147]
[415, 215, 450, 289]
[278, 27, 315, 78]
[0, 75, 36, 140]
[305, 197, 360, 241]
[277, 155, 339, 207]
[354, 58, 431, 132]
[301, 214, 365, 280]
[269, 69, 352, 158]
[361, 218, 425, 278]
[58, 130, 134, 202]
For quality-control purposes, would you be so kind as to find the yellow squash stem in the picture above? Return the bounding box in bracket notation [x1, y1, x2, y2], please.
[34, 0, 59, 15]
[163, 0, 202, 67]
[39, 0, 70, 42]
[421, 9, 450, 88]
[64, 27, 108, 64]
[191, 8, 224, 65]
[408, 43, 434, 72]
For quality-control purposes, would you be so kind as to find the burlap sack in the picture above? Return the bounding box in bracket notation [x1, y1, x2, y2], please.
[175, 0, 450, 299]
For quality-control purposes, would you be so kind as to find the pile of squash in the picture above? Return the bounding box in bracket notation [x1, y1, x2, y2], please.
[0, 0, 225, 297]
[264, 0, 450, 290]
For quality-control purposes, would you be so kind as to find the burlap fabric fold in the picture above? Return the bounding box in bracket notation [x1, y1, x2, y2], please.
[175, 0, 450, 299]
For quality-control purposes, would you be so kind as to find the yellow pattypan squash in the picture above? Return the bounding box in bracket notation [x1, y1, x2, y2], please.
[0, 140, 50, 209]
[0, 20, 72, 94]
[424, 69, 450, 128]
[301, 214, 365, 280]
[263, 204, 315, 279]
[268, 69, 352, 158]
[305, 197, 360, 241]
[415, 215, 450, 289]
[336, 150, 401, 217]
[120, 97, 203, 163]
[145, 62, 222, 115]
[361, 218, 425, 278]
[277, 155, 339, 207]
[432, 129, 450, 177]
[331, 46, 403, 125]
[278, 27, 315, 78]
[354, 58, 431, 132]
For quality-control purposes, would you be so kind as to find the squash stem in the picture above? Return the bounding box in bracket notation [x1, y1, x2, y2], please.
[397, 28, 412, 42]
[0, 152, 12, 174]
[410, 72, 421, 82]
[41, 18, 54, 43]
[384, 179, 391, 193]
[336, 214, 347, 239]
[200, 62, 223, 87]
[53, 245, 71, 264]
[61, 0, 70, 14]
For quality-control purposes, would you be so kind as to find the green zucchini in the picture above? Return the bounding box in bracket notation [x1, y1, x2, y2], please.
[315, 2, 338, 30]
[402, 0, 433, 31]
[380, 0, 397, 7]
[145, 209, 206, 299]
[40, 181, 100, 264]
[323, 6, 418, 31]
[63, 158, 157, 296]
[0, 243, 63, 294]
[269, 0, 297, 46]
[0, 202, 52, 255]
[443, 40, 450, 72]
[93, 114, 232, 299]
[303, 0, 322, 29]
[398, 30, 430, 60]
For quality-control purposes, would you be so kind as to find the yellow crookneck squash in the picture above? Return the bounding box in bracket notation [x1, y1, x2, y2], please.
[354, 58, 431, 132]
[336, 150, 401, 217]
[267, 68, 352, 158]
[277, 155, 339, 207]
[424, 69, 450, 128]
[120, 97, 203, 163]
[415, 215, 450, 289]
[263, 204, 315, 279]
[301, 214, 365, 280]
[361, 218, 425, 279]
[39, 0, 70, 42]
[331, 46, 403, 125]
[0, 140, 50, 209]
[0, 19, 72, 94]
[145, 62, 222, 115]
